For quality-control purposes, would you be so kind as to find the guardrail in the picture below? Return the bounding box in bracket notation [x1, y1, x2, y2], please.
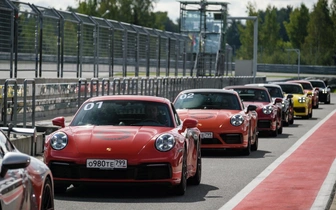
[0, 76, 267, 128]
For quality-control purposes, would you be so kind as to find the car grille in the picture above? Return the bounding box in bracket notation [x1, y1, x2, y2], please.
[201, 138, 222, 144]
[220, 134, 242, 144]
[49, 162, 172, 180]
[258, 120, 271, 128]
[294, 107, 306, 113]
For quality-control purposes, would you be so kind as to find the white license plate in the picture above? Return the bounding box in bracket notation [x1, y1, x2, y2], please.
[200, 132, 213, 139]
[86, 159, 127, 169]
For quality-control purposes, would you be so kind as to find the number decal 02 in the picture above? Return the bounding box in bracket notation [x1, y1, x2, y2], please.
[180, 93, 194, 99]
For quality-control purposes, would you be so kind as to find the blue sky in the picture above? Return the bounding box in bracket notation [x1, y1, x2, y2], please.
[18, 0, 323, 22]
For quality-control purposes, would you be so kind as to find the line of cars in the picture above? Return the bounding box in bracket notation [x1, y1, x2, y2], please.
[1, 79, 331, 208]
[42, 78, 331, 197]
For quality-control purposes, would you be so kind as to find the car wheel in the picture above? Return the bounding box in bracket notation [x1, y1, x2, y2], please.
[188, 143, 202, 185]
[173, 152, 187, 196]
[251, 128, 258, 151]
[308, 109, 313, 118]
[278, 121, 283, 134]
[270, 123, 278, 137]
[54, 184, 68, 194]
[326, 95, 331, 104]
[289, 111, 294, 125]
[241, 137, 251, 156]
[41, 177, 54, 210]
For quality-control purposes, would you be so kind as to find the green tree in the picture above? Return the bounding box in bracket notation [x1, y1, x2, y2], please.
[284, 4, 309, 49]
[303, 0, 334, 65]
[259, 5, 280, 57]
[236, 1, 259, 60]
[226, 20, 242, 55]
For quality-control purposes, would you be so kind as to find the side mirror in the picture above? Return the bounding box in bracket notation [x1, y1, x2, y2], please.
[286, 94, 293, 99]
[0, 152, 30, 177]
[274, 98, 283, 104]
[247, 104, 257, 112]
[52, 117, 65, 128]
[182, 118, 198, 129]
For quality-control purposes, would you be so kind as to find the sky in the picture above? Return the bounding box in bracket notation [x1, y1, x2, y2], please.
[18, 0, 322, 22]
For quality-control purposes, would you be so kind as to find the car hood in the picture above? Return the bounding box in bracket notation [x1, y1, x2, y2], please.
[242, 101, 270, 109]
[66, 126, 170, 155]
[176, 109, 241, 127]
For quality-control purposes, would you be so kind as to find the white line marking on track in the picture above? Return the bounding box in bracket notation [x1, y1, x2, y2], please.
[219, 109, 336, 210]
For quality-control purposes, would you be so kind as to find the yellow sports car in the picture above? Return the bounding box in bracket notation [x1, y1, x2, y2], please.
[273, 82, 313, 119]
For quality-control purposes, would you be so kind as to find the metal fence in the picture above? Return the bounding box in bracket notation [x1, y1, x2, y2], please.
[0, 0, 196, 79]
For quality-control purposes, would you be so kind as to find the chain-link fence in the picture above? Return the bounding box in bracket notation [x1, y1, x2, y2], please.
[0, 0, 195, 79]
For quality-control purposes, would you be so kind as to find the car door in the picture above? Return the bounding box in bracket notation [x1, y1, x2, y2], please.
[0, 132, 27, 210]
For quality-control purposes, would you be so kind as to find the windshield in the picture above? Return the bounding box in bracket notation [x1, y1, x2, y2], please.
[267, 87, 283, 98]
[231, 89, 271, 102]
[310, 81, 326, 88]
[174, 92, 241, 110]
[279, 84, 304, 94]
[71, 100, 173, 127]
[298, 82, 313, 90]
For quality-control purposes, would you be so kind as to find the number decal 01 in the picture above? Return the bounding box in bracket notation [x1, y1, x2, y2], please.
[84, 101, 103, 110]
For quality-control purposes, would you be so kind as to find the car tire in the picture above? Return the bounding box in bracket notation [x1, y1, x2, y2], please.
[270, 124, 278, 137]
[173, 152, 187, 196]
[251, 128, 258, 151]
[289, 112, 294, 125]
[278, 121, 283, 134]
[241, 137, 251, 156]
[188, 143, 202, 185]
[41, 177, 54, 210]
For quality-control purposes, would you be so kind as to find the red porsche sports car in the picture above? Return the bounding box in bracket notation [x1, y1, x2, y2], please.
[224, 85, 283, 137]
[0, 125, 54, 210]
[44, 95, 201, 196]
[245, 83, 294, 126]
[173, 89, 258, 156]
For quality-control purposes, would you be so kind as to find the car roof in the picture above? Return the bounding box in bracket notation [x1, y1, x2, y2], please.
[288, 80, 311, 84]
[224, 85, 268, 91]
[245, 83, 282, 88]
[84, 95, 171, 104]
[178, 88, 238, 95]
[272, 82, 302, 86]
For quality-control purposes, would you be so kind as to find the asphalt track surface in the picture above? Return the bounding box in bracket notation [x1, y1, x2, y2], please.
[222, 109, 336, 210]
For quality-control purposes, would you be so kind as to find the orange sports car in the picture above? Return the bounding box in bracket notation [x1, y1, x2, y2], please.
[44, 95, 201, 196]
[173, 89, 258, 156]
[224, 85, 283, 137]
[288, 80, 319, 108]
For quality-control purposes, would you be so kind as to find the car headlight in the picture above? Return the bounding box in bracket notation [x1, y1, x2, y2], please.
[262, 105, 273, 114]
[298, 97, 306, 103]
[322, 89, 327, 94]
[231, 114, 244, 126]
[50, 132, 68, 150]
[155, 134, 175, 152]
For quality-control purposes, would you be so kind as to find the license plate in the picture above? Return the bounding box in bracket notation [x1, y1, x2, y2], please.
[200, 132, 213, 139]
[86, 159, 127, 169]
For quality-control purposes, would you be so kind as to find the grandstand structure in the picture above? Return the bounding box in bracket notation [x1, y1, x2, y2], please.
[179, 0, 230, 76]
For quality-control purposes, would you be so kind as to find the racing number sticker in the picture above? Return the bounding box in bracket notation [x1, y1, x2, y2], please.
[84, 101, 103, 110]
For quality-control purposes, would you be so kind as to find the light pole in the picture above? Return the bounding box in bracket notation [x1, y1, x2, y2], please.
[101, 10, 110, 18]
[285, 48, 300, 79]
